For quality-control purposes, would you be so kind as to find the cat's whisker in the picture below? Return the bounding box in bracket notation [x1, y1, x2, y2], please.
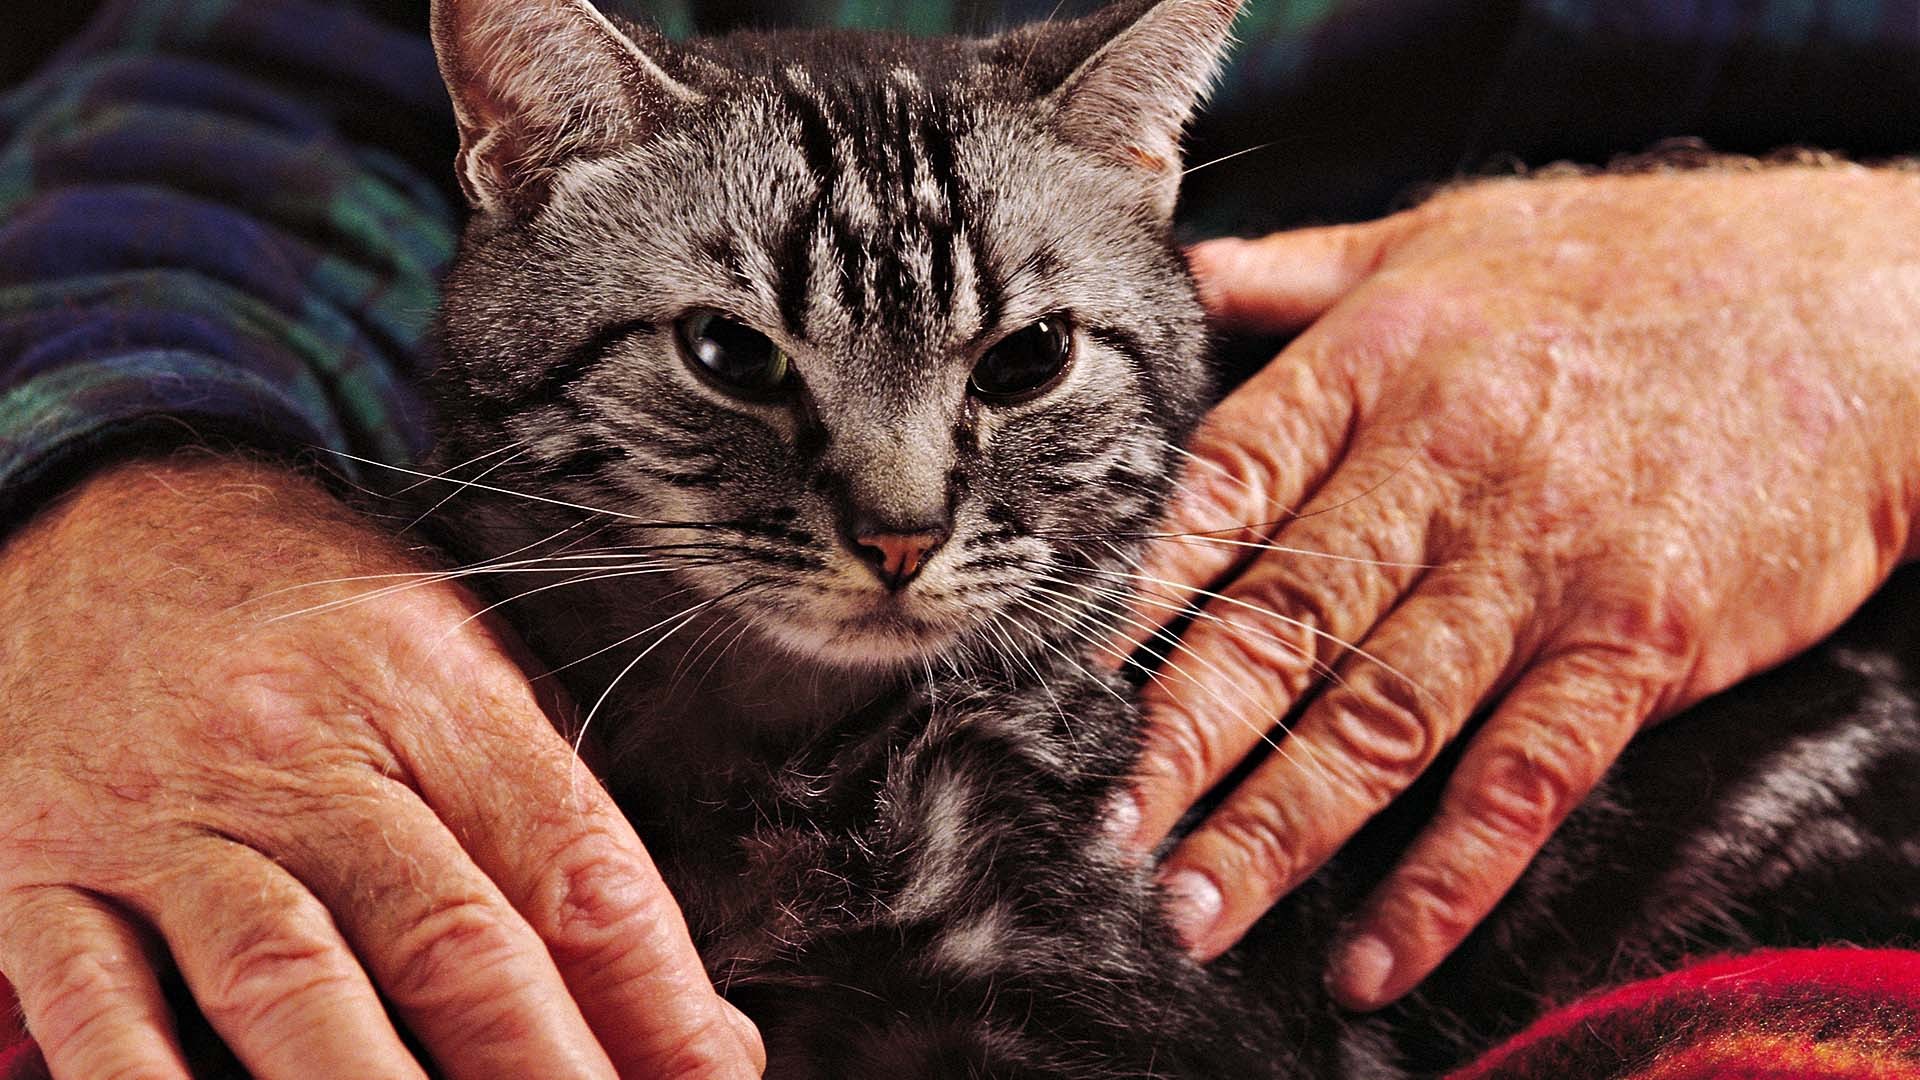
[1055, 528, 1435, 570]
[1029, 576, 1282, 718]
[969, 607, 1035, 686]
[1155, 439, 1424, 529]
[985, 605, 1072, 724]
[1160, 440, 1286, 514]
[322, 449, 765, 528]
[543, 580, 737, 677]
[1022, 564, 1346, 688]
[1077, 579, 1351, 696]
[253, 520, 597, 606]
[1020, 577, 1339, 786]
[439, 561, 725, 645]
[693, 613, 762, 690]
[262, 546, 734, 624]
[548, 519, 626, 557]
[1019, 586, 1182, 698]
[1029, 588, 1344, 799]
[387, 440, 530, 497]
[576, 590, 742, 760]
[1003, 596, 1128, 729]
[664, 608, 753, 700]
[1047, 562, 1438, 710]
[1135, 529, 1427, 569]
[1015, 0, 1077, 80]
[402, 446, 529, 532]
[1181, 140, 1280, 177]
[265, 550, 678, 597]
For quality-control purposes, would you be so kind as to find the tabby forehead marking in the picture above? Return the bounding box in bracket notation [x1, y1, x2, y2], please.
[767, 72, 978, 341]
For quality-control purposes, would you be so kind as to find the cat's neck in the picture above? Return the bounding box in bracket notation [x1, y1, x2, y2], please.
[538, 599, 913, 802]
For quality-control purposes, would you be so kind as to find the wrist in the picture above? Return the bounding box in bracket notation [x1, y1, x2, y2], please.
[0, 449, 382, 611]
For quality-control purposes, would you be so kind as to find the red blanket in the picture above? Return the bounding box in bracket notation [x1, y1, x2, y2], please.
[5, 949, 1919, 1078]
[1452, 949, 1920, 1080]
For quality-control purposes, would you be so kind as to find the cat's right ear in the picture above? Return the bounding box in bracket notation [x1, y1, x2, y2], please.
[1015, 0, 1242, 217]
[431, 0, 700, 216]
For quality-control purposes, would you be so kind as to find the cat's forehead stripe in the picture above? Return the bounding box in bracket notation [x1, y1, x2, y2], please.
[768, 73, 987, 344]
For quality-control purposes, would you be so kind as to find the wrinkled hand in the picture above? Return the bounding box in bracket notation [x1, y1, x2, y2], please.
[1114, 165, 1920, 1009]
[0, 455, 764, 1079]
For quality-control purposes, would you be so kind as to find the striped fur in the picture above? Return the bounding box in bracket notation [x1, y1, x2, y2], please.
[419, 3, 1920, 1077]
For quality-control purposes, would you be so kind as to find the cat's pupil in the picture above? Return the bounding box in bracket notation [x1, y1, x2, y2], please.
[678, 312, 791, 396]
[971, 316, 1075, 402]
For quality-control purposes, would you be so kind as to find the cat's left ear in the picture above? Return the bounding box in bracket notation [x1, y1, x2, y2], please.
[1041, 0, 1242, 216]
[431, 0, 701, 215]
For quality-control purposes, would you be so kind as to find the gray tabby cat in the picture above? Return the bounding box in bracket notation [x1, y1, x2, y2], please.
[416, 0, 1920, 1076]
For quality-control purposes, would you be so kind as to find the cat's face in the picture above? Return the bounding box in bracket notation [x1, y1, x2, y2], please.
[430, 0, 1236, 673]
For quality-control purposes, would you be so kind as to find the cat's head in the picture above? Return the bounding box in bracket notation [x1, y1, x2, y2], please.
[428, 0, 1238, 673]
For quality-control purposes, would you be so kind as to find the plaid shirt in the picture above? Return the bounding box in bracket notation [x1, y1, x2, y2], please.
[3, 0, 1917, 524]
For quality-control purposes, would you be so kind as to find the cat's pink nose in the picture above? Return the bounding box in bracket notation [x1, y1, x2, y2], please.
[855, 529, 947, 591]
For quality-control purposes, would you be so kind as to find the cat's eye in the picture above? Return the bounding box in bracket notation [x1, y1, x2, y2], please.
[677, 312, 792, 398]
[970, 316, 1075, 404]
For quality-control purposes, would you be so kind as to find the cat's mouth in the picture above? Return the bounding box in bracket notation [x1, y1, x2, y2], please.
[837, 601, 969, 657]
[753, 587, 976, 670]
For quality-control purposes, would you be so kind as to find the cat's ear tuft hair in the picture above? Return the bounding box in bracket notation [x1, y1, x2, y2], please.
[1040, 0, 1241, 215]
[431, 0, 701, 215]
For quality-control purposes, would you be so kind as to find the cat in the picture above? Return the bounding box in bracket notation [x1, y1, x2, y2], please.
[407, 0, 1920, 1077]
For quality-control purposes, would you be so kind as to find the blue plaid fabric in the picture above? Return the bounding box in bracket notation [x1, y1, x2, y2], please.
[0, 0, 454, 523]
[3, 0, 1917, 525]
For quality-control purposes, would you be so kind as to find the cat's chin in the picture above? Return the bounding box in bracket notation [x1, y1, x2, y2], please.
[758, 607, 969, 674]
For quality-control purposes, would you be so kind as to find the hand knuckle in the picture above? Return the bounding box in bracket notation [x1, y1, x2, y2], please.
[1466, 741, 1593, 848]
[388, 896, 522, 1004]
[1561, 557, 1707, 680]
[1320, 671, 1438, 799]
[1206, 795, 1310, 894]
[191, 670, 398, 779]
[1139, 710, 1227, 804]
[1178, 435, 1277, 531]
[430, 989, 543, 1051]
[1238, 575, 1340, 661]
[1391, 861, 1482, 944]
[636, 1013, 750, 1080]
[201, 922, 349, 1034]
[528, 830, 658, 953]
[1210, 611, 1321, 702]
[22, 953, 140, 1066]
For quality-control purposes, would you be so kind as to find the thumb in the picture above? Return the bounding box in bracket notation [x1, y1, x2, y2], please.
[1189, 218, 1403, 332]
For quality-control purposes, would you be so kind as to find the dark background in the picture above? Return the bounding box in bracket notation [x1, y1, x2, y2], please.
[6, 1, 1918, 234]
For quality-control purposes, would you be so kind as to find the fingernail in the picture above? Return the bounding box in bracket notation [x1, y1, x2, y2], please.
[1159, 869, 1223, 952]
[1326, 935, 1395, 1010]
[1103, 788, 1144, 851]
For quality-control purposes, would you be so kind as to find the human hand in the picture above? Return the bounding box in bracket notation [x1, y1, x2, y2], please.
[0, 454, 764, 1079]
[1112, 164, 1920, 1008]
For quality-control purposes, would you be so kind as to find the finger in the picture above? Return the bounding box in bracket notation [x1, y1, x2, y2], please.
[1327, 649, 1653, 1010]
[1188, 217, 1406, 332]
[1121, 453, 1443, 853]
[1155, 569, 1524, 961]
[218, 784, 622, 1080]
[373, 654, 764, 1079]
[0, 885, 191, 1080]
[136, 841, 429, 1080]
[1103, 321, 1367, 670]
